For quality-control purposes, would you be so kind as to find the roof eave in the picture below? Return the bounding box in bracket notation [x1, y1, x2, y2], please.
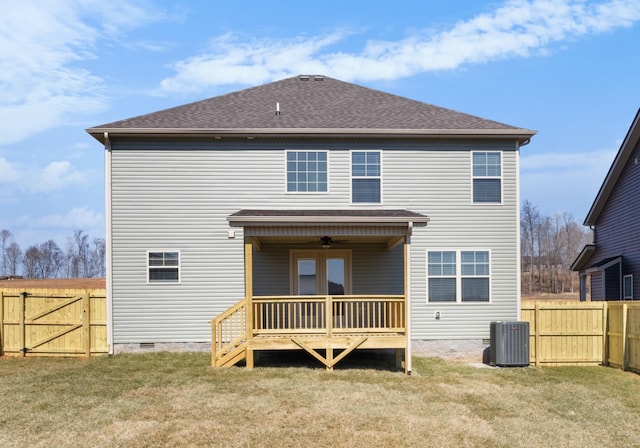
[87, 127, 536, 144]
[570, 244, 596, 271]
[584, 108, 640, 226]
[227, 215, 430, 227]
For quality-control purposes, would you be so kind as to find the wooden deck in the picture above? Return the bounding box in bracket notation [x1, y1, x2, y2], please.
[212, 295, 407, 371]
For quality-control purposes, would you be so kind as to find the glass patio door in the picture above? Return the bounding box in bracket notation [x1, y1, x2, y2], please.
[291, 250, 351, 295]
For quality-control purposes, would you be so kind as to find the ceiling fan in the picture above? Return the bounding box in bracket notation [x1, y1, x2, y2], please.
[320, 236, 348, 249]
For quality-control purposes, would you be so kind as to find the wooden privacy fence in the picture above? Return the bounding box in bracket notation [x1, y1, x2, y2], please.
[521, 301, 640, 373]
[606, 303, 640, 372]
[0, 288, 108, 357]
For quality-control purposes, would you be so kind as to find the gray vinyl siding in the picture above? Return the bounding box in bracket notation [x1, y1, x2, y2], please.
[590, 139, 640, 301]
[110, 139, 520, 342]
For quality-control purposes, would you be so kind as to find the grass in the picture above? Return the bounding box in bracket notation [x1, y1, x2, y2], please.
[1, 352, 639, 448]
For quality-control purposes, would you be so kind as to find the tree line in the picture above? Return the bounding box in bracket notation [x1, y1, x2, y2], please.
[520, 200, 592, 295]
[0, 229, 105, 279]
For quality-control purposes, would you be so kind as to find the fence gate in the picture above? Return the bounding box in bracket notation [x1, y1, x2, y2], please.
[0, 289, 108, 357]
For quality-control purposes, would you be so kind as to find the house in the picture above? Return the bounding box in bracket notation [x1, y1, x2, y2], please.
[572, 109, 640, 301]
[87, 75, 535, 372]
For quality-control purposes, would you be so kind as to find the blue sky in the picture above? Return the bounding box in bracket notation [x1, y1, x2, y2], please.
[1, 0, 639, 249]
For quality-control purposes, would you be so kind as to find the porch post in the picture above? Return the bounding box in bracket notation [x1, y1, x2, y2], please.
[245, 237, 254, 369]
[404, 234, 412, 374]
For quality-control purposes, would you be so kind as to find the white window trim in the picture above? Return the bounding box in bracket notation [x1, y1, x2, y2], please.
[284, 149, 330, 194]
[471, 150, 503, 205]
[426, 248, 492, 304]
[350, 149, 383, 204]
[147, 250, 181, 284]
[624, 274, 633, 300]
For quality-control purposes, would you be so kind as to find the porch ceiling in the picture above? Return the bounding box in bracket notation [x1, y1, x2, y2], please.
[227, 209, 429, 249]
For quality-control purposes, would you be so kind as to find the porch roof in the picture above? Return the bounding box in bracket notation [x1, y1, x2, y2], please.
[227, 209, 429, 248]
[227, 209, 429, 226]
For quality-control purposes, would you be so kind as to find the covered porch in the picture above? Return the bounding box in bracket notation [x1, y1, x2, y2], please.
[211, 209, 429, 373]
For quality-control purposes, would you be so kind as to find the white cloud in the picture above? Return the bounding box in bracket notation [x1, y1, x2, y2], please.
[9, 207, 104, 249]
[0, 156, 95, 197]
[159, 0, 640, 93]
[159, 32, 350, 93]
[0, 158, 21, 184]
[27, 161, 88, 194]
[0, 0, 167, 145]
[35, 207, 103, 230]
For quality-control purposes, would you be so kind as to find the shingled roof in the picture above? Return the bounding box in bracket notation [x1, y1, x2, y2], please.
[88, 75, 535, 142]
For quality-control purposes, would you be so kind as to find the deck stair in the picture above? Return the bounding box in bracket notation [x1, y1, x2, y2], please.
[211, 298, 248, 367]
[212, 295, 408, 371]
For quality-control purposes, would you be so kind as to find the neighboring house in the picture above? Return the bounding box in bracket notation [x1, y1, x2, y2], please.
[572, 109, 640, 301]
[87, 75, 535, 371]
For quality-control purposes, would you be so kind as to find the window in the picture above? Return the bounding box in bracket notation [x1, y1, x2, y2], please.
[624, 274, 633, 300]
[427, 250, 490, 302]
[472, 151, 501, 203]
[286, 151, 327, 192]
[148, 251, 180, 283]
[428, 251, 457, 302]
[352, 151, 381, 203]
[460, 251, 490, 302]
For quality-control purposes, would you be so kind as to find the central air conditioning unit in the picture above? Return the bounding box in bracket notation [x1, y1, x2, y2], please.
[490, 321, 530, 367]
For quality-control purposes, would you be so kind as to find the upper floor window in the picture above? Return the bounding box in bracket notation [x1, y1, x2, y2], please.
[352, 151, 381, 203]
[472, 151, 501, 203]
[286, 151, 328, 193]
[148, 251, 180, 283]
[427, 250, 490, 303]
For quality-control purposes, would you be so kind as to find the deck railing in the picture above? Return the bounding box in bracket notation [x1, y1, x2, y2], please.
[212, 294, 406, 367]
[211, 298, 248, 367]
[252, 295, 406, 336]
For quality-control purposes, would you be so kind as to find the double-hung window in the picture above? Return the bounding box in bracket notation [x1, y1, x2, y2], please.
[286, 150, 328, 193]
[427, 250, 490, 302]
[472, 151, 501, 203]
[351, 151, 381, 203]
[148, 251, 180, 283]
[427, 251, 457, 302]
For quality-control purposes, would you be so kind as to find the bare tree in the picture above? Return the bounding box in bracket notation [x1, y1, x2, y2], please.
[0, 229, 13, 276]
[22, 246, 40, 278]
[36, 240, 64, 278]
[3, 228, 105, 279]
[5, 242, 22, 276]
[521, 202, 591, 295]
[536, 216, 551, 292]
[521, 200, 540, 294]
[90, 238, 106, 278]
[69, 230, 90, 278]
[561, 213, 591, 293]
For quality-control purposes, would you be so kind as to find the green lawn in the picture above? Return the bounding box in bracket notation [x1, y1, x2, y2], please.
[1, 352, 639, 447]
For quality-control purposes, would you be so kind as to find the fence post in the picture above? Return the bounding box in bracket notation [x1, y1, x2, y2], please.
[82, 291, 91, 356]
[602, 303, 608, 366]
[535, 303, 541, 367]
[0, 291, 4, 356]
[19, 291, 27, 357]
[622, 303, 628, 371]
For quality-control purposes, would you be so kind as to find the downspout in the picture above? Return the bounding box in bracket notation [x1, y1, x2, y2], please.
[515, 141, 522, 321]
[104, 132, 114, 354]
[405, 221, 413, 374]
